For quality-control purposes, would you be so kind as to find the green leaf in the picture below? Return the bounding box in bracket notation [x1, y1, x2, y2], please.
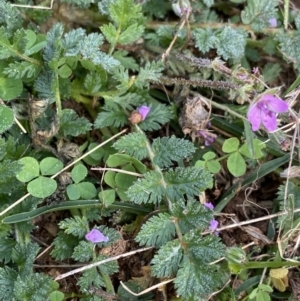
[94, 108, 128, 128]
[51, 231, 79, 260]
[152, 136, 196, 168]
[59, 216, 89, 238]
[49, 291, 64, 301]
[203, 151, 217, 160]
[78, 267, 105, 291]
[151, 239, 183, 277]
[99, 189, 116, 206]
[193, 28, 217, 53]
[227, 152, 246, 177]
[58, 64, 72, 78]
[115, 165, 137, 189]
[126, 171, 164, 204]
[71, 164, 88, 183]
[135, 62, 164, 89]
[66, 184, 81, 200]
[0, 237, 15, 264]
[164, 167, 213, 199]
[0, 267, 18, 300]
[207, 160, 221, 173]
[72, 241, 94, 262]
[174, 257, 229, 300]
[172, 200, 213, 233]
[3, 61, 41, 79]
[239, 139, 265, 159]
[135, 213, 176, 247]
[60, 109, 92, 136]
[118, 23, 144, 45]
[184, 232, 225, 263]
[40, 157, 63, 176]
[77, 182, 97, 199]
[0, 77, 22, 100]
[109, 0, 143, 28]
[113, 133, 148, 160]
[27, 176, 57, 198]
[104, 171, 117, 188]
[241, 0, 278, 31]
[222, 137, 240, 153]
[0, 105, 14, 134]
[101, 23, 118, 45]
[16, 157, 39, 182]
[113, 50, 139, 71]
[14, 273, 53, 301]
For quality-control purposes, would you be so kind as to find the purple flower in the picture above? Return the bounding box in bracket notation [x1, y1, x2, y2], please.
[199, 131, 215, 146]
[209, 219, 219, 231]
[137, 106, 150, 120]
[268, 18, 277, 28]
[252, 67, 259, 75]
[247, 94, 288, 132]
[85, 229, 109, 243]
[204, 202, 214, 210]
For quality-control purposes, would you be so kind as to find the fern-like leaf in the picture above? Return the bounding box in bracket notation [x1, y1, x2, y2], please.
[94, 109, 128, 128]
[184, 231, 225, 263]
[139, 103, 173, 131]
[164, 167, 213, 200]
[126, 171, 165, 204]
[58, 216, 88, 238]
[72, 241, 94, 262]
[174, 257, 229, 300]
[60, 109, 92, 137]
[0, 266, 18, 301]
[113, 132, 148, 160]
[152, 136, 196, 168]
[135, 213, 176, 247]
[151, 239, 183, 277]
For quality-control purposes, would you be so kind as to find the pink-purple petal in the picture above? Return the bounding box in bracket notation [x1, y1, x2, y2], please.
[204, 202, 214, 210]
[247, 104, 262, 131]
[85, 229, 109, 243]
[209, 219, 219, 231]
[261, 110, 277, 131]
[264, 96, 288, 113]
[137, 106, 150, 120]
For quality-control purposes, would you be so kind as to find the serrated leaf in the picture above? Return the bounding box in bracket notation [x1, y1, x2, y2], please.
[60, 109, 92, 137]
[126, 171, 164, 204]
[118, 23, 144, 45]
[0, 77, 22, 100]
[72, 241, 94, 262]
[109, 0, 143, 28]
[135, 61, 164, 89]
[193, 28, 217, 53]
[16, 157, 39, 182]
[59, 216, 89, 238]
[40, 157, 63, 176]
[227, 152, 246, 177]
[0, 105, 14, 134]
[139, 103, 172, 131]
[94, 109, 128, 128]
[135, 213, 176, 247]
[113, 132, 148, 160]
[151, 239, 183, 277]
[71, 164, 88, 183]
[172, 200, 214, 233]
[27, 176, 57, 198]
[101, 23, 118, 45]
[164, 167, 213, 199]
[0, 267, 18, 300]
[78, 267, 105, 291]
[184, 232, 225, 263]
[152, 136, 195, 168]
[174, 257, 229, 300]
